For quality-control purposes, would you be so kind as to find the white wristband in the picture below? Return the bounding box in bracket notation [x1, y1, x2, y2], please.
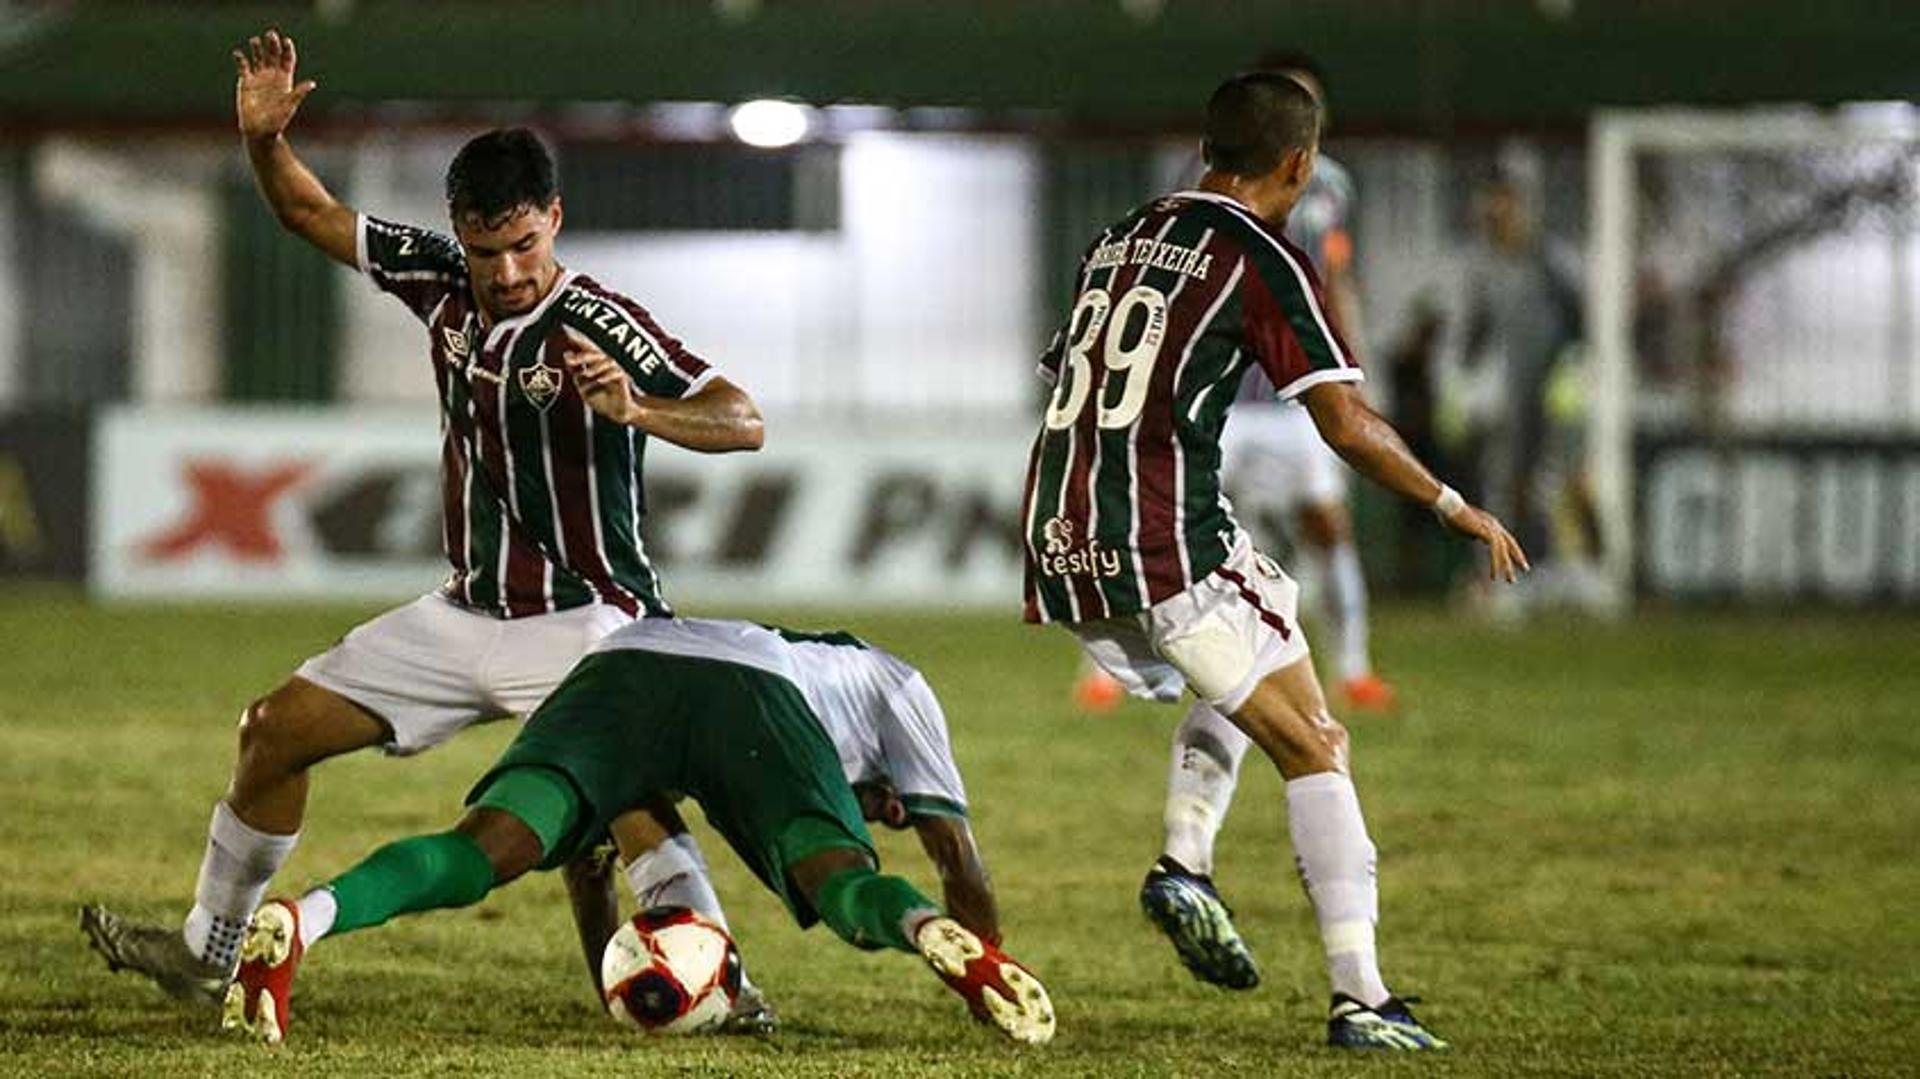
[1431, 484, 1466, 521]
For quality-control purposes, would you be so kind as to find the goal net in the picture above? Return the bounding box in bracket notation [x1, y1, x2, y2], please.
[1587, 107, 1920, 604]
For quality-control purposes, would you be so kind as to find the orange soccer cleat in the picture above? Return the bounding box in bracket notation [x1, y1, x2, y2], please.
[1340, 673, 1398, 713]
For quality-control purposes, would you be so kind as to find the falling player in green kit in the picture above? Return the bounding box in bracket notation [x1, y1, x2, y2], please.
[219, 618, 1054, 1047]
[82, 27, 771, 1025]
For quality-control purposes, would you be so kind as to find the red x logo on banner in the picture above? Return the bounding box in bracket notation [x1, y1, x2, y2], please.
[138, 460, 314, 563]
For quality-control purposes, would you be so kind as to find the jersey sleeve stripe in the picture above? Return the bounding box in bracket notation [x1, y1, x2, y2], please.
[355, 213, 371, 275]
[1274, 365, 1365, 401]
[900, 793, 968, 819]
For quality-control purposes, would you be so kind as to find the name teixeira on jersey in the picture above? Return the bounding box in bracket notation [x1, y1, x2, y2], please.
[1085, 234, 1217, 281]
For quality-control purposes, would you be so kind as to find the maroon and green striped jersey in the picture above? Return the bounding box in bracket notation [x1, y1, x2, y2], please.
[358, 214, 714, 619]
[1021, 190, 1363, 624]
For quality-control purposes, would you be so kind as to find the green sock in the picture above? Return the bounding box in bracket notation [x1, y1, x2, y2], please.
[326, 830, 496, 937]
[814, 866, 940, 953]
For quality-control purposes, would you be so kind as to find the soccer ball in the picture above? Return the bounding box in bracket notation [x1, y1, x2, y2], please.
[600, 906, 742, 1035]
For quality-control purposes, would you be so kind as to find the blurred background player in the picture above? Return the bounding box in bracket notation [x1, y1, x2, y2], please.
[80, 29, 763, 1011]
[219, 618, 1052, 1047]
[1444, 156, 1605, 616]
[1074, 50, 1394, 714]
[1021, 72, 1526, 1049]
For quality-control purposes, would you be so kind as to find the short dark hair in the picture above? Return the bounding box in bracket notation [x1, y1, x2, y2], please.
[445, 128, 558, 227]
[1201, 71, 1321, 177]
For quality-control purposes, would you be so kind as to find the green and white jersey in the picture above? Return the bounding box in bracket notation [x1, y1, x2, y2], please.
[357, 214, 717, 619]
[1020, 190, 1363, 624]
[589, 618, 970, 820]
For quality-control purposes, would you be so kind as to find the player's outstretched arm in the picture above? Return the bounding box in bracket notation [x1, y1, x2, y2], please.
[1302, 380, 1530, 581]
[562, 847, 622, 1000]
[234, 28, 357, 267]
[911, 816, 1001, 946]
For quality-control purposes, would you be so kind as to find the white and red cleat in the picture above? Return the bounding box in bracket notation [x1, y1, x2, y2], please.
[220, 899, 303, 1045]
[914, 916, 1055, 1045]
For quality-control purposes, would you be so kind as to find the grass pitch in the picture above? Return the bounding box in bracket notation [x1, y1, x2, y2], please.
[1, 586, 1916, 1077]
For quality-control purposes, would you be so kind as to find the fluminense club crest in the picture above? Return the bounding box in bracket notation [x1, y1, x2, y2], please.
[518, 357, 563, 410]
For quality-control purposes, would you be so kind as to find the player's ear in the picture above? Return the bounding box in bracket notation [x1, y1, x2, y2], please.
[547, 196, 564, 238]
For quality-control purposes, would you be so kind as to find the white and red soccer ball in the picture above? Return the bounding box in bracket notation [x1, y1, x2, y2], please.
[600, 906, 742, 1035]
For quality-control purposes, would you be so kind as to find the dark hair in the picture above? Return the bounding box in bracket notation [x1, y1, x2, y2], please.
[445, 128, 558, 227]
[1201, 71, 1321, 177]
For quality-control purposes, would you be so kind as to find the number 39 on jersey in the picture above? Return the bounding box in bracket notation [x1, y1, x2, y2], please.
[1043, 284, 1170, 432]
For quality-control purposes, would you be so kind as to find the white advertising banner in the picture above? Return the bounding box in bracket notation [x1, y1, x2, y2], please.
[92, 407, 1032, 608]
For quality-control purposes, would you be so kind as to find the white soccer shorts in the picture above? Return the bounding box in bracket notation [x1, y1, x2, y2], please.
[295, 592, 633, 755]
[1069, 538, 1312, 715]
[1222, 402, 1348, 517]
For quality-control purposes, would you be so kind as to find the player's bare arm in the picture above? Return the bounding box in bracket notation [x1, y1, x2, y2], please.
[1302, 380, 1529, 581]
[911, 816, 1000, 946]
[561, 330, 764, 452]
[561, 850, 621, 999]
[234, 28, 356, 267]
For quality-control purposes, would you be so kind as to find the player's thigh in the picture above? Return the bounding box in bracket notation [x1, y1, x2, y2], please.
[686, 669, 876, 922]
[486, 602, 634, 717]
[1227, 655, 1348, 779]
[294, 593, 508, 756]
[240, 676, 392, 765]
[1146, 542, 1311, 715]
[1069, 618, 1187, 703]
[471, 651, 688, 869]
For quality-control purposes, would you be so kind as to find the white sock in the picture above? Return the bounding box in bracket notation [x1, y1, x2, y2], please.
[1285, 771, 1390, 1006]
[295, 887, 338, 949]
[624, 834, 754, 990]
[623, 834, 729, 929]
[184, 801, 298, 971]
[1161, 702, 1251, 876]
[1319, 541, 1374, 682]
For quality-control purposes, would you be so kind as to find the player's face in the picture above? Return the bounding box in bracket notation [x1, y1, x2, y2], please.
[454, 199, 563, 321]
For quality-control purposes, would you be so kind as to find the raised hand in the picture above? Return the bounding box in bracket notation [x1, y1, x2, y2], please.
[562, 329, 642, 426]
[234, 29, 317, 142]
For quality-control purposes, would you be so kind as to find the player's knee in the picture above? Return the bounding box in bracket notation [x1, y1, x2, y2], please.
[236, 685, 338, 771]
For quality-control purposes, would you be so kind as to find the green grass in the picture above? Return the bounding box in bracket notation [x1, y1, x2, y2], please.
[2, 586, 1917, 1077]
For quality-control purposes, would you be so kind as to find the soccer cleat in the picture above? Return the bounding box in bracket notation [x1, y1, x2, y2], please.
[220, 900, 304, 1045]
[1340, 673, 1398, 713]
[914, 917, 1055, 1045]
[1072, 669, 1125, 712]
[79, 904, 228, 1007]
[1327, 993, 1449, 1051]
[1138, 862, 1259, 990]
[718, 981, 778, 1035]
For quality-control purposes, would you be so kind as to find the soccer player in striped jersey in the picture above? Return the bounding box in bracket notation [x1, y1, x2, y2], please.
[81, 29, 763, 1018]
[218, 619, 1052, 1047]
[1020, 71, 1527, 1050]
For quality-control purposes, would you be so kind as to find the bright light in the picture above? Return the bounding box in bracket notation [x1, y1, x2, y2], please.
[729, 99, 810, 148]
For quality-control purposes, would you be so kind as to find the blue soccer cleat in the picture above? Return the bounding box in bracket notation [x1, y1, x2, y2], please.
[1138, 860, 1260, 990]
[1327, 993, 1449, 1051]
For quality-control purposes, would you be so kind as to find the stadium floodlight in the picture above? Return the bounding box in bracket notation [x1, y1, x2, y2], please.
[729, 99, 810, 148]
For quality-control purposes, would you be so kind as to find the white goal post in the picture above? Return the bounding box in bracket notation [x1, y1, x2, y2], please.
[1586, 106, 1920, 604]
